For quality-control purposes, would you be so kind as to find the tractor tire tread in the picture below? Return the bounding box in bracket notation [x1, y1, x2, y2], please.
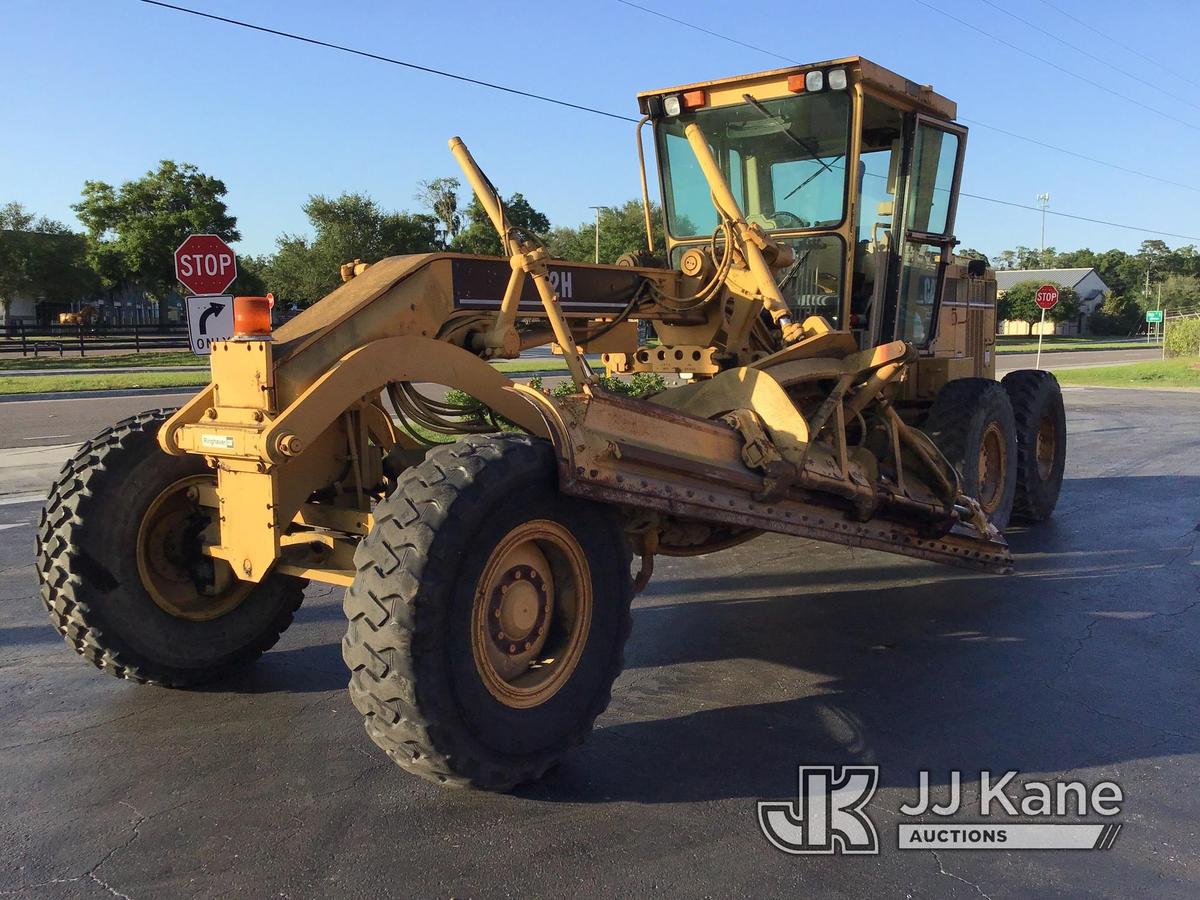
[342, 433, 633, 790]
[35, 409, 305, 687]
[1002, 369, 1067, 522]
[921, 378, 1018, 531]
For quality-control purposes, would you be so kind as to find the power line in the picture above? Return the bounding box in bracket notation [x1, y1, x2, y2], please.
[136, 0, 1200, 242]
[958, 117, 1200, 195]
[1035, 0, 1200, 91]
[957, 192, 1199, 241]
[615, 0, 1200, 195]
[977, 0, 1200, 113]
[136, 0, 638, 123]
[911, 0, 1200, 134]
[614, 0, 793, 64]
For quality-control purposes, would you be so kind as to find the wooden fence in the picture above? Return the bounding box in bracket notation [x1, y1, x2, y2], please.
[0, 322, 189, 357]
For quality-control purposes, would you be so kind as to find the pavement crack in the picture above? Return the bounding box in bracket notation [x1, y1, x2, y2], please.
[1160, 597, 1200, 618]
[0, 707, 155, 751]
[1040, 678, 1200, 743]
[929, 849, 993, 900]
[1061, 617, 1099, 672]
[0, 800, 146, 898]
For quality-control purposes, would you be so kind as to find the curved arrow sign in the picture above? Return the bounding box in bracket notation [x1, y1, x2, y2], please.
[185, 294, 233, 355]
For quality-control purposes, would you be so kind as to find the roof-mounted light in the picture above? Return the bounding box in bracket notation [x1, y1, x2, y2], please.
[681, 89, 707, 110]
[828, 68, 848, 90]
[805, 70, 824, 92]
[786, 74, 806, 93]
[663, 94, 682, 117]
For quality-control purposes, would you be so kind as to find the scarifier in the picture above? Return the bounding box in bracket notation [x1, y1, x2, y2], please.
[37, 57, 1067, 789]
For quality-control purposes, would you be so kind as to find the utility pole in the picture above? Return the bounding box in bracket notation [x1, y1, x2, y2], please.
[1157, 282, 1163, 353]
[588, 206, 607, 264]
[1036, 193, 1050, 263]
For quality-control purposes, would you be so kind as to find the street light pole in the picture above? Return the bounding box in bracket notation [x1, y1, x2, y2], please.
[1036, 193, 1050, 262]
[588, 206, 607, 264]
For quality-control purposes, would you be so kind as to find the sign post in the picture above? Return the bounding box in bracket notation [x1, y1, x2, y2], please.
[1147, 309, 1165, 359]
[175, 235, 238, 356]
[1034, 284, 1059, 370]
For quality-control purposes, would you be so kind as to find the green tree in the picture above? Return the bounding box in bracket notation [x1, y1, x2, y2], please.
[73, 161, 238, 324]
[415, 177, 462, 247]
[1087, 294, 1143, 335]
[1164, 317, 1200, 357]
[0, 202, 97, 321]
[998, 281, 1081, 326]
[265, 193, 437, 305]
[956, 247, 989, 265]
[546, 200, 667, 264]
[450, 193, 550, 257]
[231, 253, 271, 298]
[1159, 274, 1200, 314]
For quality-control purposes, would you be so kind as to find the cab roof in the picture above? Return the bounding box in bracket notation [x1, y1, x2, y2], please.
[636, 55, 957, 121]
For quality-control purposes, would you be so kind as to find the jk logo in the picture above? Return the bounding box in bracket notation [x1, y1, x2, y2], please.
[758, 766, 880, 855]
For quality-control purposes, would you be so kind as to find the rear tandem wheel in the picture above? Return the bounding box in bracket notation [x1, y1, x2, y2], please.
[921, 378, 1019, 531]
[1002, 369, 1067, 523]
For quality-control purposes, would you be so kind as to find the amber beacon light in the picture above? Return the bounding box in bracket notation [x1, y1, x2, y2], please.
[232, 294, 273, 338]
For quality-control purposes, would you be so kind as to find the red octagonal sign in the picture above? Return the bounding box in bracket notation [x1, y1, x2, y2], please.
[1035, 283, 1060, 311]
[175, 234, 237, 295]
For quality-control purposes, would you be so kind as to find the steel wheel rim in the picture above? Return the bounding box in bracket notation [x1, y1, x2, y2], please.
[1035, 413, 1056, 481]
[136, 475, 252, 621]
[471, 519, 593, 709]
[977, 422, 1007, 514]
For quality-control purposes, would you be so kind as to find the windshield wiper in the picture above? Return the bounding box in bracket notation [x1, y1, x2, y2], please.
[740, 94, 843, 202]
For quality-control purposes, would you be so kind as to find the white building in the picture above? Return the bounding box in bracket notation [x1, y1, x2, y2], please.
[994, 267, 1110, 335]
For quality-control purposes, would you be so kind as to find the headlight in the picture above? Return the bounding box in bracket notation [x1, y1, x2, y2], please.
[828, 68, 848, 90]
[663, 94, 682, 117]
[805, 70, 824, 92]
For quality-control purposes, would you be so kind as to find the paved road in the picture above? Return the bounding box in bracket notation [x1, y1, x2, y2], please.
[1, 385, 1197, 897]
[997, 347, 1160, 373]
[0, 347, 1167, 451]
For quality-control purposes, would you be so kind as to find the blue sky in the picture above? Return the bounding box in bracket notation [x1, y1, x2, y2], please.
[3, 0, 1198, 259]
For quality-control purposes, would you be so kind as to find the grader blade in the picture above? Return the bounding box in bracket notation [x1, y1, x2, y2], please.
[524, 386, 1012, 575]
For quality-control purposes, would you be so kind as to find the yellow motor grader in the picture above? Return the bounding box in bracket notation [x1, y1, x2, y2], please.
[38, 56, 1066, 790]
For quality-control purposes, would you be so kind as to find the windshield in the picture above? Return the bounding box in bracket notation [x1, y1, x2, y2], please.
[656, 91, 851, 238]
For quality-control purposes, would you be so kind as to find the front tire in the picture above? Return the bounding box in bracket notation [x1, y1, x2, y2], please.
[342, 434, 633, 790]
[921, 378, 1019, 531]
[36, 410, 307, 687]
[1002, 369, 1067, 522]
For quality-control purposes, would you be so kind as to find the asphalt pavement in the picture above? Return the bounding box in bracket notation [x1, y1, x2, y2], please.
[0, 382, 1197, 897]
[0, 346, 1165, 451]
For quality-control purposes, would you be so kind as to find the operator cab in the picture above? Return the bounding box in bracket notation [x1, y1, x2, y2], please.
[639, 57, 967, 352]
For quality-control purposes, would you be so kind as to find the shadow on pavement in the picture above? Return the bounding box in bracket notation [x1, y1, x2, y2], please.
[519, 475, 1199, 804]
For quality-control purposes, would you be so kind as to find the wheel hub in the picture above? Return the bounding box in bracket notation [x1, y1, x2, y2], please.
[488, 565, 551, 655]
[471, 519, 592, 709]
[1035, 413, 1056, 481]
[137, 475, 252, 622]
[977, 422, 1007, 514]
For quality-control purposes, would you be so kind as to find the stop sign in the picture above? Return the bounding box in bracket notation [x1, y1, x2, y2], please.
[1035, 284, 1059, 311]
[175, 234, 237, 295]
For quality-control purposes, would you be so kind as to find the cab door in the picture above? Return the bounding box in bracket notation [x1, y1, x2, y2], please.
[883, 115, 967, 347]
